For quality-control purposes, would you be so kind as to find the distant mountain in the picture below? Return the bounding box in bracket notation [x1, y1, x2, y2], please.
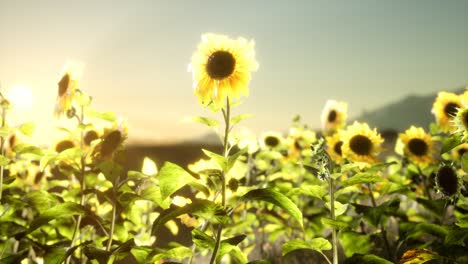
[353, 88, 465, 132]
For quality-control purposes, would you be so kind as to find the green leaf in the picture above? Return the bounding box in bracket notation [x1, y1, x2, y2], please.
[441, 135, 461, 154]
[243, 188, 303, 228]
[84, 246, 111, 264]
[462, 152, 468, 173]
[192, 229, 215, 249]
[342, 173, 381, 187]
[75, 90, 92, 106]
[202, 149, 227, 171]
[12, 143, 44, 156]
[140, 186, 170, 209]
[0, 155, 9, 166]
[353, 198, 400, 227]
[0, 221, 27, 237]
[227, 148, 246, 173]
[152, 199, 228, 236]
[222, 235, 247, 246]
[321, 218, 350, 230]
[17, 122, 35, 136]
[0, 249, 29, 264]
[87, 109, 116, 122]
[346, 253, 392, 264]
[191, 116, 219, 128]
[416, 198, 446, 219]
[340, 231, 372, 257]
[325, 201, 348, 217]
[282, 238, 332, 256]
[159, 162, 195, 201]
[150, 246, 193, 262]
[44, 247, 67, 264]
[24, 190, 59, 213]
[287, 185, 327, 200]
[28, 202, 86, 233]
[231, 113, 253, 125]
[218, 244, 247, 263]
[98, 160, 123, 184]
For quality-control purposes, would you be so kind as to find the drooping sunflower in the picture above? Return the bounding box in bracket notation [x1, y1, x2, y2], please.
[93, 119, 128, 160]
[189, 33, 259, 109]
[399, 126, 434, 166]
[320, 100, 348, 134]
[54, 62, 83, 117]
[453, 106, 468, 142]
[435, 165, 460, 197]
[431, 91, 462, 133]
[341, 122, 384, 163]
[325, 132, 344, 164]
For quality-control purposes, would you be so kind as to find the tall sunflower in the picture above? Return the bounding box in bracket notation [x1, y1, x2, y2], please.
[189, 33, 259, 109]
[399, 126, 434, 166]
[325, 132, 344, 164]
[341, 122, 383, 163]
[54, 62, 83, 117]
[320, 100, 347, 134]
[431, 91, 462, 133]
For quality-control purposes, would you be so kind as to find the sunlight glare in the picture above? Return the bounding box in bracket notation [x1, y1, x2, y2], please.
[6, 84, 34, 111]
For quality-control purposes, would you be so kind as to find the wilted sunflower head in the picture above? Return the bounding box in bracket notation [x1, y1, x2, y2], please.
[54, 62, 83, 117]
[341, 121, 384, 164]
[55, 139, 76, 153]
[320, 100, 348, 134]
[453, 107, 468, 142]
[325, 132, 344, 164]
[259, 131, 285, 151]
[435, 165, 460, 197]
[399, 126, 434, 166]
[189, 33, 259, 110]
[431, 91, 462, 133]
[93, 120, 128, 160]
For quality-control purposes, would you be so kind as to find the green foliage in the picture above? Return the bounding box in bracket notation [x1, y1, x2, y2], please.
[282, 238, 332, 255]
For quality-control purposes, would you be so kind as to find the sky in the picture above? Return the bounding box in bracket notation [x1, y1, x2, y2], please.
[0, 0, 467, 145]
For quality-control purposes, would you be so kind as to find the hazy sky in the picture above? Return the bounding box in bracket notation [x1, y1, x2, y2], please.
[1, 0, 467, 144]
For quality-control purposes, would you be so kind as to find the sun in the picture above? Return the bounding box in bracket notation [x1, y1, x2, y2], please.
[6, 84, 34, 111]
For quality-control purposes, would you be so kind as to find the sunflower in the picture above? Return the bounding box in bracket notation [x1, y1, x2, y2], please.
[320, 100, 348, 134]
[453, 106, 468, 142]
[325, 132, 344, 164]
[341, 121, 383, 163]
[435, 165, 460, 197]
[189, 33, 258, 109]
[286, 126, 316, 158]
[55, 139, 76, 153]
[431, 91, 462, 133]
[451, 143, 468, 160]
[399, 126, 434, 166]
[54, 62, 83, 117]
[259, 131, 285, 151]
[93, 119, 128, 160]
[83, 129, 100, 147]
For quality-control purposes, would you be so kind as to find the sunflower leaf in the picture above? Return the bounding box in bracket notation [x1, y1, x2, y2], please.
[191, 116, 219, 128]
[282, 238, 332, 256]
[158, 162, 195, 201]
[242, 188, 303, 228]
[230, 114, 253, 126]
[441, 135, 461, 154]
[341, 173, 381, 187]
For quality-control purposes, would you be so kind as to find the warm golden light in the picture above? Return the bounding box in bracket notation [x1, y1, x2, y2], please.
[6, 84, 34, 111]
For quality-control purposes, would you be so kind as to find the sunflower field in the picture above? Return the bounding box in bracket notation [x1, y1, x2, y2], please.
[0, 33, 467, 264]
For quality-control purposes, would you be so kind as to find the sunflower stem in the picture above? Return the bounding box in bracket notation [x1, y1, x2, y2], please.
[209, 97, 230, 264]
[67, 106, 86, 264]
[0, 104, 6, 205]
[106, 175, 119, 251]
[329, 177, 338, 264]
[367, 183, 392, 261]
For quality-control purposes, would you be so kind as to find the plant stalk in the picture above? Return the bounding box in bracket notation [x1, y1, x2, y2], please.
[0, 106, 6, 204]
[329, 177, 338, 264]
[106, 176, 119, 251]
[209, 97, 230, 264]
[367, 183, 392, 260]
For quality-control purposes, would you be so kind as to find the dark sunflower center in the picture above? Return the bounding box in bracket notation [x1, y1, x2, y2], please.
[334, 141, 343, 156]
[101, 130, 122, 156]
[457, 148, 467, 157]
[349, 135, 372, 155]
[58, 74, 70, 96]
[265, 136, 279, 148]
[84, 130, 99, 146]
[206, 51, 236, 80]
[328, 110, 337, 123]
[56, 140, 75, 153]
[407, 138, 428, 156]
[436, 165, 458, 196]
[444, 102, 460, 118]
[294, 138, 303, 150]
